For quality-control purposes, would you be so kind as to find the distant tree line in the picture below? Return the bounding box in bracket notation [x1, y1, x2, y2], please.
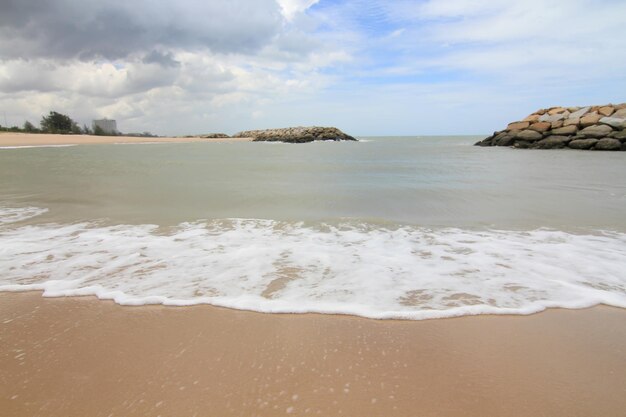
[0, 111, 156, 136]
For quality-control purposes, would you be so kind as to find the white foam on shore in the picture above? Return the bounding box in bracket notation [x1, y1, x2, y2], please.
[1, 207, 625, 320]
[0, 144, 77, 149]
[112, 141, 171, 145]
[0, 206, 48, 224]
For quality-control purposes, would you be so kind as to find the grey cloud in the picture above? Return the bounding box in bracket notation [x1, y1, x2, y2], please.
[143, 51, 180, 68]
[0, 60, 60, 93]
[0, 0, 283, 60]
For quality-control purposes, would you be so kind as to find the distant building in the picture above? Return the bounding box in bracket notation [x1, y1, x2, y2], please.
[92, 119, 118, 134]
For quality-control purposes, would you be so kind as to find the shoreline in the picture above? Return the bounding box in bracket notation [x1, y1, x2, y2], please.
[1, 291, 625, 417]
[0, 132, 253, 147]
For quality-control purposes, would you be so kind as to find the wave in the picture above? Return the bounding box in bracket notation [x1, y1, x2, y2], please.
[1, 206, 625, 320]
[0, 144, 77, 150]
[0, 206, 49, 224]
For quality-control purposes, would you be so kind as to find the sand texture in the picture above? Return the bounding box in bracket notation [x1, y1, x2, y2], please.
[0, 132, 252, 147]
[1, 292, 625, 417]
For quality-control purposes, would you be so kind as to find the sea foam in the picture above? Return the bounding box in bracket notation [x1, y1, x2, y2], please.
[0, 144, 77, 150]
[0, 206, 625, 320]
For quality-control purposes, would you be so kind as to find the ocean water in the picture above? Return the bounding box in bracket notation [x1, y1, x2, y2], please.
[1, 137, 625, 319]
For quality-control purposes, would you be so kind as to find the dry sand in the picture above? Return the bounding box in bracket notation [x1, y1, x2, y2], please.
[0, 132, 253, 147]
[1, 292, 625, 417]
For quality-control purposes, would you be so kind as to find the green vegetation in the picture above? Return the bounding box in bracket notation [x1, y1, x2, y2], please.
[93, 125, 106, 136]
[0, 111, 127, 136]
[40, 111, 79, 134]
[23, 121, 37, 132]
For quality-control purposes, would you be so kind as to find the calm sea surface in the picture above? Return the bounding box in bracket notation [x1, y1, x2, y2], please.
[1, 137, 625, 319]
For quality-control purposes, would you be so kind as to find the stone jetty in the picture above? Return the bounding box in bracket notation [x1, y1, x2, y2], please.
[233, 127, 357, 143]
[475, 103, 626, 151]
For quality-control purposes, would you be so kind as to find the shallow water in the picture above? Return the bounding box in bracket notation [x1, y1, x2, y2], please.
[1, 137, 625, 319]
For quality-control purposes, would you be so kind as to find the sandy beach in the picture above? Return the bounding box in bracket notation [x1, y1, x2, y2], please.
[1, 292, 624, 417]
[0, 132, 253, 147]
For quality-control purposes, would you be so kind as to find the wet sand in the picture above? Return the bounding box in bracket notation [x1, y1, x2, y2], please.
[1, 292, 625, 417]
[0, 132, 253, 147]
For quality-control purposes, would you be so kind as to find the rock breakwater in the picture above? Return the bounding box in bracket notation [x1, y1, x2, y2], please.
[184, 133, 230, 139]
[233, 126, 357, 143]
[475, 104, 626, 151]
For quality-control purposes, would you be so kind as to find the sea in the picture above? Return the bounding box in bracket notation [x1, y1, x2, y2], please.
[1, 136, 625, 319]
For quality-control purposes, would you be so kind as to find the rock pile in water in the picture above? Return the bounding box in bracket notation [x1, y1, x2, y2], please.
[233, 126, 357, 143]
[475, 104, 626, 150]
[198, 133, 230, 138]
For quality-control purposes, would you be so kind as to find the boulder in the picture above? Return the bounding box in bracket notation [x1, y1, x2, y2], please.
[523, 114, 541, 123]
[491, 132, 514, 146]
[568, 139, 598, 150]
[594, 138, 622, 151]
[580, 113, 602, 127]
[496, 135, 516, 146]
[579, 124, 613, 138]
[529, 121, 552, 132]
[474, 102, 626, 150]
[507, 121, 530, 131]
[535, 136, 571, 149]
[551, 125, 578, 136]
[608, 130, 626, 141]
[233, 126, 357, 143]
[515, 129, 543, 141]
[598, 106, 615, 117]
[475, 137, 493, 147]
[599, 117, 626, 130]
[612, 108, 626, 118]
[569, 107, 591, 119]
[548, 107, 567, 115]
[199, 133, 230, 138]
[539, 113, 566, 123]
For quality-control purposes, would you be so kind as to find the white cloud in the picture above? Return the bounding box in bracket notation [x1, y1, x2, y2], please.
[1, 0, 624, 135]
[276, 0, 320, 20]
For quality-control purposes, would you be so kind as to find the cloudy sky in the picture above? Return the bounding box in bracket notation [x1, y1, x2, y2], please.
[1, 0, 625, 136]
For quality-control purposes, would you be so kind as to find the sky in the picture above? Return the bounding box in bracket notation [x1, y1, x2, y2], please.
[1, 0, 625, 136]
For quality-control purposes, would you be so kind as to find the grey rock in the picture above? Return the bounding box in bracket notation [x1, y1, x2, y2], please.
[599, 117, 626, 130]
[475, 135, 496, 146]
[199, 133, 230, 138]
[495, 133, 515, 146]
[594, 138, 621, 151]
[569, 106, 591, 119]
[579, 124, 613, 138]
[538, 113, 566, 123]
[535, 136, 571, 149]
[514, 140, 532, 149]
[515, 129, 543, 141]
[551, 125, 578, 135]
[233, 126, 357, 143]
[568, 139, 598, 150]
[608, 130, 626, 141]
